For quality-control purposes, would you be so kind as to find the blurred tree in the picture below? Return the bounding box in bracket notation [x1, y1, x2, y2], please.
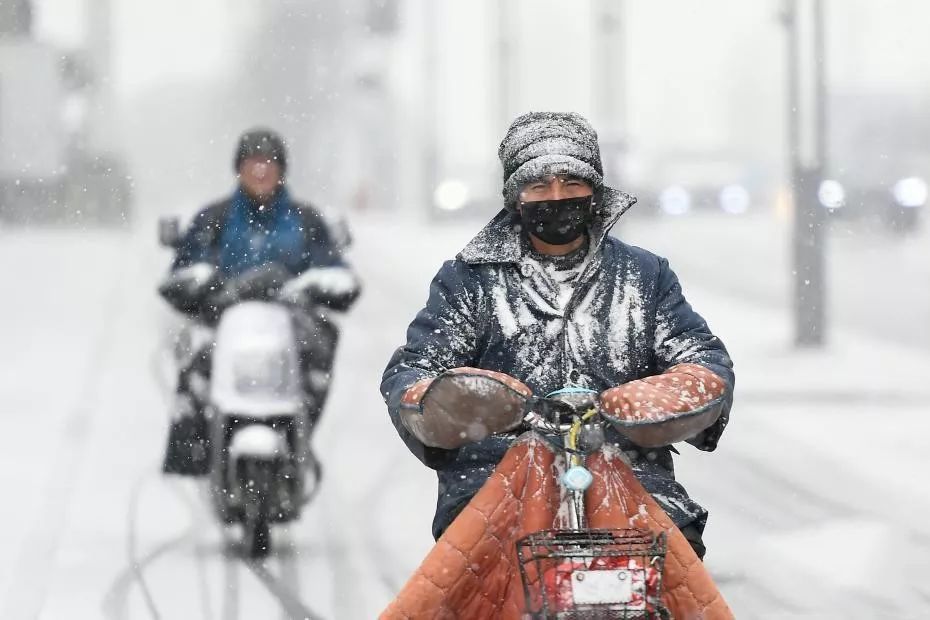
[0, 0, 32, 37]
[366, 0, 398, 34]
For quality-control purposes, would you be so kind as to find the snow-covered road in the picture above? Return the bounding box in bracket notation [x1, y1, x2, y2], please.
[620, 212, 930, 350]
[0, 211, 927, 619]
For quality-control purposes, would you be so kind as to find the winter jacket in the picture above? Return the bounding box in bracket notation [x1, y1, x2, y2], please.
[381, 188, 734, 539]
[173, 187, 345, 276]
[164, 187, 358, 314]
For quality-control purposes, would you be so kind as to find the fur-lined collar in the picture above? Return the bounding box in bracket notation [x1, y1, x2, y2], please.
[457, 187, 637, 265]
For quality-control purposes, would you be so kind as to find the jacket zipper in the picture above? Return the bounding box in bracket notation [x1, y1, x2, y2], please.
[559, 238, 606, 385]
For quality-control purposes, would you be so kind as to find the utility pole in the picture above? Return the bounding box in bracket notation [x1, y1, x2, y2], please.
[783, 0, 828, 347]
[497, 1, 513, 132]
[85, 0, 113, 152]
[592, 0, 628, 188]
[422, 0, 438, 218]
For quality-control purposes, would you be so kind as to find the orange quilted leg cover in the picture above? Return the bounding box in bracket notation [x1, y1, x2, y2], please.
[586, 446, 734, 619]
[380, 435, 560, 620]
[382, 438, 733, 619]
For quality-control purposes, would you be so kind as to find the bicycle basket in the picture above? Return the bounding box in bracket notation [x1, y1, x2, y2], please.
[516, 528, 670, 619]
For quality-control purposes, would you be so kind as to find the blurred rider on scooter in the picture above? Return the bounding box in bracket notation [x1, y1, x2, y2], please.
[159, 127, 360, 474]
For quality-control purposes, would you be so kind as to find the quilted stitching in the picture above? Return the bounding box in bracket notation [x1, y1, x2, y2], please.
[586, 444, 734, 619]
[381, 435, 559, 619]
[381, 436, 733, 619]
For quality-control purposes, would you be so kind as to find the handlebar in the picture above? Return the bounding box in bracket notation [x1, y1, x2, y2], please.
[222, 263, 292, 301]
[200, 263, 292, 317]
[522, 388, 605, 512]
[522, 388, 603, 437]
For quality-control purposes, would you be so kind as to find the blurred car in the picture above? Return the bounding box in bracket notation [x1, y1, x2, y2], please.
[427, 170, 502, 222]
[819, 171, 927, 235]
[824, 91, 929, 235]
[629, 151, 773, 218]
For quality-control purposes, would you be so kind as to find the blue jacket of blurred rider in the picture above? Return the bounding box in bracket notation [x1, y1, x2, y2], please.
[172, 186, 345, 277]
[381, 187, 735, 540]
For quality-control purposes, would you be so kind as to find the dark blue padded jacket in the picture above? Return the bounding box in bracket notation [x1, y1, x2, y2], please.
[381, 188, 735, 539]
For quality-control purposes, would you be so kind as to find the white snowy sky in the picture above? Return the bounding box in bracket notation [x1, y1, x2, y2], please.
[33, 0, 252, 94]
[32, 0, 930, 98]
[27, 0, 930, 208]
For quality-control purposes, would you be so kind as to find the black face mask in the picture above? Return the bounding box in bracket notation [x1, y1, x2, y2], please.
[518, 195, 594, 245]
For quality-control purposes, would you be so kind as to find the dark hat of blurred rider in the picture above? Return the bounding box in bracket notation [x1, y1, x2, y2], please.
[235, 128, 287, 203]
[234, 128, 288, 174]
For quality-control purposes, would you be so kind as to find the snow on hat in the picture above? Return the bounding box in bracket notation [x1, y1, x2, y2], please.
[498, 111, 603, 208]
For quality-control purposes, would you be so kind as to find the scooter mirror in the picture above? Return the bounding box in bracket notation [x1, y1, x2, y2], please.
[158, 216, 181, 248]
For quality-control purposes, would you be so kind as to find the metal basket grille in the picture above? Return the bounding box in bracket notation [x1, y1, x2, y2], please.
[516, 528, 670, 619]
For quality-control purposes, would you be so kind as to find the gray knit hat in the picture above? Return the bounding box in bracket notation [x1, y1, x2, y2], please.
[498, 111, 604, 208]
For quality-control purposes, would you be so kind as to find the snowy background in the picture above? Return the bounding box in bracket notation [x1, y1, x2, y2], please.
[2, 1, 929, 618]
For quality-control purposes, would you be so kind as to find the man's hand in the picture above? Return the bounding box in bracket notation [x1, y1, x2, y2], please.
[157, 262, 220, 314]
[600, 364, 727, 447]
[399, 367, 531, 450]
[278, 266, 361, 311]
